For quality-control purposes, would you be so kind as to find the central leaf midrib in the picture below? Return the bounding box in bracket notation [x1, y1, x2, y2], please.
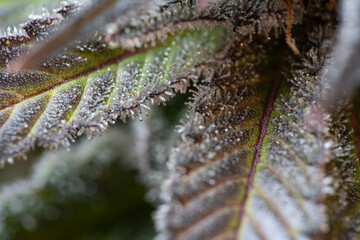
[235, 67, 283, 236]
[0, 47, 151, 112]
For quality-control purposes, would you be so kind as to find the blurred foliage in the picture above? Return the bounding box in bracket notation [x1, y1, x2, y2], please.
[0, 126, 155, 240]
[0, 0, 58, 26]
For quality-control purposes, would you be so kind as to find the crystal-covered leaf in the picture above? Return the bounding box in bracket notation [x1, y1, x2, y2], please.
[0, 2, 230, 163]
[155, 6, 355, 240]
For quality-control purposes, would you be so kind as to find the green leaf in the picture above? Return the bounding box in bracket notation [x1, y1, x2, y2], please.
[0, 4, 229, 163]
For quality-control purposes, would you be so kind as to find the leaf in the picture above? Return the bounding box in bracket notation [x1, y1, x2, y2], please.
[324, 99, 360, 240]
[155, 6, 349, 240]
[0, 2, 231, 163]
[321, 0, 360, 109]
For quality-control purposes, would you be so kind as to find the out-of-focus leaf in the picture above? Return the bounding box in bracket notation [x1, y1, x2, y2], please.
[324, 95, 360, 240]
[321, 0, 360, 110]
[0, 0, 60, 26]
[131, 92, 190, 203]
[0, 126, 154, 240]
[11, 0, 164, 70]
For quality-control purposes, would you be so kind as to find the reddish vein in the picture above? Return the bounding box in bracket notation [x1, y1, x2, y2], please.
[235, 69, 282, 237]
[0, 47, 150, 111]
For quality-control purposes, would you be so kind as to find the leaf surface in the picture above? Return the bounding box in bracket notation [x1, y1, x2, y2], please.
[0, 3, 231, 162]
[155, 7, 352, 240]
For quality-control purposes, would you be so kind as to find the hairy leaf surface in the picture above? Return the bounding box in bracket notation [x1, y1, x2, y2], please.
[155, 6, 358, 240]
[0, 3, 231, 163]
